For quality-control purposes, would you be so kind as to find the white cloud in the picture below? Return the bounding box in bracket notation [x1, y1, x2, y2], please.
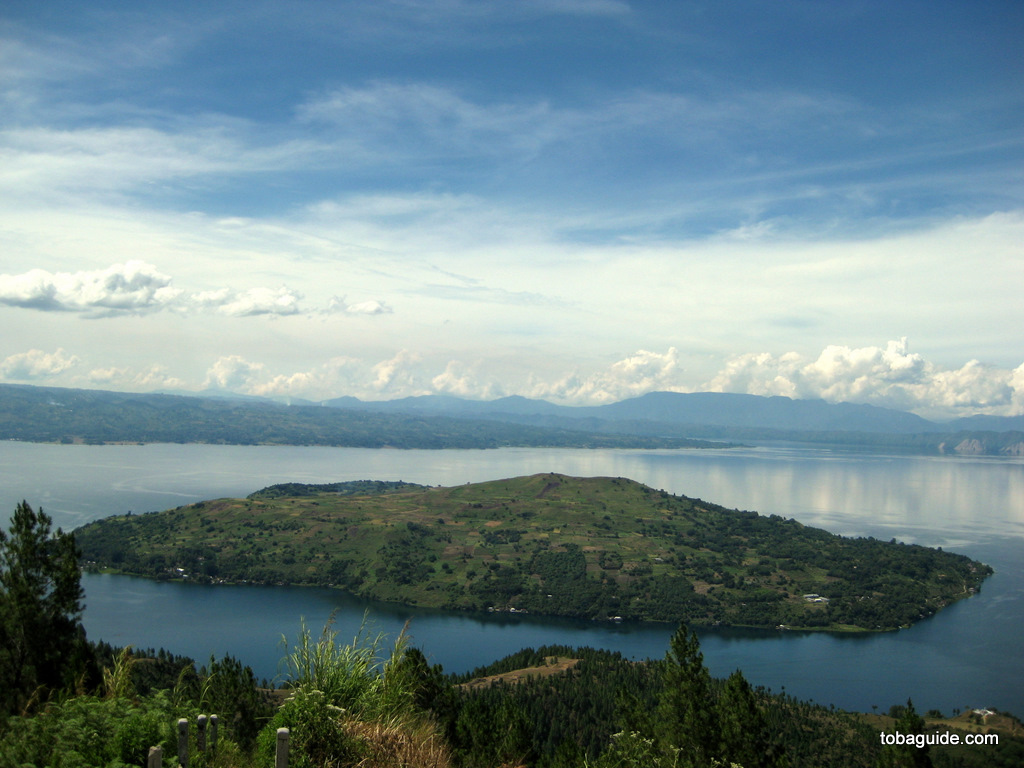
[248, 357, 361, 400]
[55, 337, 1023, 422]
[88, 364, 187, 391]
[705, 339, 1024, 419]
[0, 261, 181, 316]
[327, 296, 394, 315]
[203, 355, 264, 392]
[0, 348, 80, 380]
[431, 360, 506, 399]
[526, 347, 685, 404]
[238, 353, 431, 401]
[249, 371, 320, 398]
[191, 288, 391, 318]
[296, 82, 559, 164]
[194, 286, 304, 317]
[370, 350, 429, 396]
[0, 123, 326, 205]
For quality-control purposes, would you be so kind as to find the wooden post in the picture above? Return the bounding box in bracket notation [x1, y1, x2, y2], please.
[197, 714, 207, 753]
[276, 727, 290, 768]
[177, 718, 188, 768]
[147, 745, 162, 768]
[209, 714, 219, 754]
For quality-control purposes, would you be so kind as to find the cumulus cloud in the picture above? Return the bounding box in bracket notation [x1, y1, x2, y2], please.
[190, 289, 391, 318]
[194, 286, 304, 317]
[88, 364, 187, 391]
[0, 263, 380, 320]
[371, 350, 428, 396]
[203, 355, 265, 392]
[0, 261, 181, 315]
[327, 296, 393, 315]
[526, 347, 685, 404]
[431, 360, 506, 400]
[233, 353, 429, 401]
[0, 348, 80, 380]
[706, 339, 1024, 418]
[248, 357, 362, 400]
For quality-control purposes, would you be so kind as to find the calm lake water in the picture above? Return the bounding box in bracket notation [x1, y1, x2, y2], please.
[2, 441, 1022, 715]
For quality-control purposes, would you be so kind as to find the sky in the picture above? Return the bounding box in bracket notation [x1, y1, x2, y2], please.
[1, 0, 1022, 419]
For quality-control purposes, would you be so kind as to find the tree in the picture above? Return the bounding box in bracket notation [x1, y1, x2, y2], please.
[656, 623, 718, 767]
[0, 501, 89, 716]
[718, 669, 785, 768]
[877, 699, 932, 768]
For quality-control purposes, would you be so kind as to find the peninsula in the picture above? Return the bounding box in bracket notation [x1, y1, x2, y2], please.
[75, 474, 992, 631]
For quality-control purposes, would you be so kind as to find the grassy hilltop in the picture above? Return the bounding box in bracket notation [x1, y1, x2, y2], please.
[75, 474, 992, 631]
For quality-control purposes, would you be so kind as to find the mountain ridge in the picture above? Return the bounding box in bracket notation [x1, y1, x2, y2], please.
[321, 389, 1021, 435]
[4, 383, 1024, 453]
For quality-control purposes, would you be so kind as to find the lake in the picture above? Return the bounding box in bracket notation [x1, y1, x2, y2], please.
[2, 441, 1022, 715]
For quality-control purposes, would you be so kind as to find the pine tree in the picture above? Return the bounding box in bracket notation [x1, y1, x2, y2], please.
[656, 623, 718, 767]
[0, 501, 88, 715]
[718, 669, 786, 768]
[877, 699, 933, 768]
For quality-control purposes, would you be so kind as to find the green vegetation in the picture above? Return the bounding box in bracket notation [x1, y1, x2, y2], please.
[5, 498, 1019, 767]
[446, 640, 1024, 768]
[75, 474, 993, 631]
[0, 501, 277, 765]
[8, 622, 1024, 768]
[0, 649, 276, 768]
[247, 480, 427, 500]
[0, 384, 724, 449]
[0, 501, 92, 718]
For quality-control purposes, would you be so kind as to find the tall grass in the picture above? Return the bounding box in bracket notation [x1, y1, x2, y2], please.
[263, 613, 449, 767]
[278, 612, 414, 721]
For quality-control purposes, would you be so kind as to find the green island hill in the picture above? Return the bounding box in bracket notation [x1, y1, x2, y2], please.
[75, 473, 992, 631]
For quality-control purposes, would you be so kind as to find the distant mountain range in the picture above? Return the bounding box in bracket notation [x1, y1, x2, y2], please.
[0, 384, 712, 451]
[4, 383, 1024, 455]
[320, 390, 1024, 435]
[322, 390, 937, 431]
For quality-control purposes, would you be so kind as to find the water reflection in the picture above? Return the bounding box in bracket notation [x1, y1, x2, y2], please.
[2, 442, 1022, 713]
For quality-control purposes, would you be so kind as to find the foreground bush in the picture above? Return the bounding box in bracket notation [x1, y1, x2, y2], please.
[256, 617, 451, 768]
[0, 692, 176, 768]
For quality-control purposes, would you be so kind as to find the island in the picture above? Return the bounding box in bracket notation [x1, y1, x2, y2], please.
[75, 473, 992, 631]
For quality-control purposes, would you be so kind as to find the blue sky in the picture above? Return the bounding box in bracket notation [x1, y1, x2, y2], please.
[1, 0, 1022, 417]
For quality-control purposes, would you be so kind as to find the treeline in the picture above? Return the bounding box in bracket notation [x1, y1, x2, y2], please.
[0, 384, 721, 449]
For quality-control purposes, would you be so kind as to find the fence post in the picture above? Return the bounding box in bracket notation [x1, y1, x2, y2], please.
[276, 727, 290, 768]
[197, 714, 207, 753]
[177, 718, 189, 768]
[147, 745, 162, 768]
[209, 714, 219, 754]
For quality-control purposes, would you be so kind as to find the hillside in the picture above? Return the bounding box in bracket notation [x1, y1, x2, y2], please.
[0, 384, 718, 450]
[75, 474, 992, 631]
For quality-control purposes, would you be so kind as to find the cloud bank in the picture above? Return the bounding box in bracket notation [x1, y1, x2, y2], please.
[2, 339, 1022, 419]
[706, 339, 1024, 419]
